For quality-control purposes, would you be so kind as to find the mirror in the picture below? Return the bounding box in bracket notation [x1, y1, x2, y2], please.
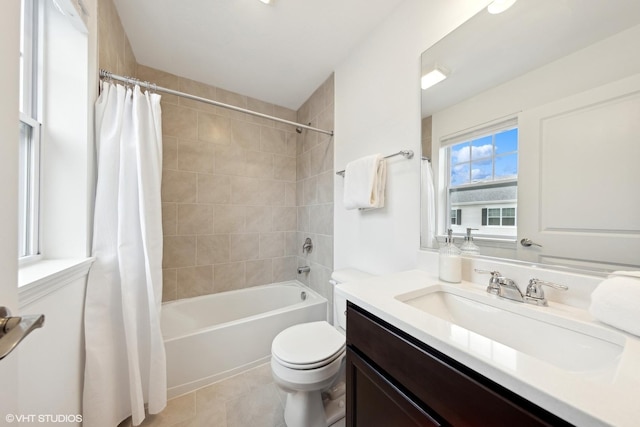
[421, 0, 640, 273]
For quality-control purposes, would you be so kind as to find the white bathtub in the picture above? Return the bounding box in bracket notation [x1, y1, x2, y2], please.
[162, 281, 327, 398]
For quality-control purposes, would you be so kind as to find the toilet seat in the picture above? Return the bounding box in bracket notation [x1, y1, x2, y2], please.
[272, 321, 346, 370]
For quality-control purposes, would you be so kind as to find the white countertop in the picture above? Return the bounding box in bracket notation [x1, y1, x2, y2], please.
[335, 269, 640, 427]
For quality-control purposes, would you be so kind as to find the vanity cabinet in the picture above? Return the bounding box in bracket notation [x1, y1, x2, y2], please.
[345, 302, 573, 427]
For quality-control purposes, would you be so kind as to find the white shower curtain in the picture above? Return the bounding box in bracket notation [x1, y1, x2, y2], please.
[84, 82, 166, 427]
[421, 158, 436, 248]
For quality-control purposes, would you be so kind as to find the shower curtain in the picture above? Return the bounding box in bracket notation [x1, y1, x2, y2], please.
[421, 158, 436, 248]
[83, 82, 166, 427]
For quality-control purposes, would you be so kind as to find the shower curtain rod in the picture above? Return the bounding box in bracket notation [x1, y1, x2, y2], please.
[99, 69, 334, 136]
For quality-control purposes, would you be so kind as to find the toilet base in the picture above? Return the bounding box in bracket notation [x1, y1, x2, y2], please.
[284, 390, 326, 427]
[283, 381, 346, 427]
[323, 392, 346, 426]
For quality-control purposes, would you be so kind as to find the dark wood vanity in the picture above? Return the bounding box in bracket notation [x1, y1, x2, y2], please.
[345, 302, 573, 426]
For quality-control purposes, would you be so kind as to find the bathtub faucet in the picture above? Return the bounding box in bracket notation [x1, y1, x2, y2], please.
[297, 266, 310, 274]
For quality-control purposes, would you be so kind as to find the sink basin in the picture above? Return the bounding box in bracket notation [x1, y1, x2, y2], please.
[395, 285, 625, 378]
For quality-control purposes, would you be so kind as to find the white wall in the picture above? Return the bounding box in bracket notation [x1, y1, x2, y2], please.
[0, 0, 22, 417]
[17, 277, 87, 418]
[0, 0, 99, 421]
[334, 0, 490, 274]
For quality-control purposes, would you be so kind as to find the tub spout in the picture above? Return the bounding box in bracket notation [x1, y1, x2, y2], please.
[297, 266, 310, 274]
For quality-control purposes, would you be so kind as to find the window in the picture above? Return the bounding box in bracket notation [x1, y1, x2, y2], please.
[482, 207, 516, 227]
[445, 120, 518, 239]
[451, 209, 462, 226]
[19, 0, 42, 259]
[17, 0, 92, 298]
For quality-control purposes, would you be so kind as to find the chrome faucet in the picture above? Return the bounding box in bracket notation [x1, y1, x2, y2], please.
[297, 266, 311, 274]
[475, 270, 568, 306]
[476, 269, 524, 302]
[475, 270, 502, 295]
[523, 278, 568, 306]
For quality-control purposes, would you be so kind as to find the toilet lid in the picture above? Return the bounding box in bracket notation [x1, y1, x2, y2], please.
[272, 321, 345, 369]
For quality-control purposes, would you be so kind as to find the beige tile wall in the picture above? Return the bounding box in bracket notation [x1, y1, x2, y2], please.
[98, 0, 335, 304]
[145, 65, 301, 301]
[97, 0, 135, 78]
[295, 75, 335, 316]
[421, 115, 432, 159]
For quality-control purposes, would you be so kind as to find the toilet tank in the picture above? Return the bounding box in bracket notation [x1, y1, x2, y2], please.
[330, 269, 373, 332]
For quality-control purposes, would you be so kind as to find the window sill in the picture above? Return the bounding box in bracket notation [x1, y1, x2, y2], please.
[18, 258, 95, 308]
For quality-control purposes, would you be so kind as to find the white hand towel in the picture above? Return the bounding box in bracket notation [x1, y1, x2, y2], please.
[610, 270, 640, 279]
[589, 273, 640, 336]
[343, 154, 387, 210]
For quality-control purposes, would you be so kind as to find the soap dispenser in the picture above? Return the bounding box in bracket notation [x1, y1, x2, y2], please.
[439, 229, 461, 283]
[460, 228, 480, 255]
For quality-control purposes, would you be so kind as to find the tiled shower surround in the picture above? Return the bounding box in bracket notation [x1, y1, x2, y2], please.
[295, 79, 335, 314]
[151, 65, 299, 300]
[153, 69, 335, 302]
[98, 0, 335, 308]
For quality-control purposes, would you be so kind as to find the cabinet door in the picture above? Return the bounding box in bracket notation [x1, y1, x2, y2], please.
[346, 347, 440, 427]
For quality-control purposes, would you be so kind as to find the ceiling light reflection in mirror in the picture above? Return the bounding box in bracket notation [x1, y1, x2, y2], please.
[420, 0, 640, 273]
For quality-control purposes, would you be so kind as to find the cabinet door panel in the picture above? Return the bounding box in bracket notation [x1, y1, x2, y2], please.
[346, 348, 440, 427]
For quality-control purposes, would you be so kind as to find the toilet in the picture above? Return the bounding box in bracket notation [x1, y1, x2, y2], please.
[271, 269, 373, 427]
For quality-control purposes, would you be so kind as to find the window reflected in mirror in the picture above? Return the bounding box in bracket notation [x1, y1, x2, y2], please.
[445, 122, 518, 240]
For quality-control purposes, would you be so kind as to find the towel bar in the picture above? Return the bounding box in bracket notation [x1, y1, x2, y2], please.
[336, 150, 414, 177]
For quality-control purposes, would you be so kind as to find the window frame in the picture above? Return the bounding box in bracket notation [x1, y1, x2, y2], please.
[443, 118, 519, 240]
[19, 0, 43, 263]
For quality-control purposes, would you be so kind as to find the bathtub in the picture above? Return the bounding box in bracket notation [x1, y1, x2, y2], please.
[162, 281, 327, 398]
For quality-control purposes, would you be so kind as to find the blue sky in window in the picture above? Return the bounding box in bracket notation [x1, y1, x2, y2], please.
[450, 128, 518, 186]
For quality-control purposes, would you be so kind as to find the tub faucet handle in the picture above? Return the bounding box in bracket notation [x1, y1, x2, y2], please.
[302, 237, 313, 254]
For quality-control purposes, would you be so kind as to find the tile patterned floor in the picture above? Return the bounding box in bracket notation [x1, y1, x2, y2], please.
[119, 363, 286, 427]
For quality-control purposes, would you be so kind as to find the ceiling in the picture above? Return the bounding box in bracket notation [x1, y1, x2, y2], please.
[421, 0, 640, 116]
[113, 0, 404, 110]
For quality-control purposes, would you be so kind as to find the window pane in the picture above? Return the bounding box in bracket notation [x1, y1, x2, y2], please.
[495, 128, 518, 153]
[451, 142, 471, 165]
[488, 218, 501, 226]
[471, 135, 493, 160]
[19, 124, 28, 255]
[19, 122, 31, 257]
[470, 159, 492, 182]
[502, 208, 515, 217]
[495, 153, 518, 180]
[502, 218, 515, 226]
[451, 163, 470, 186]
[488, 208, 500, 216]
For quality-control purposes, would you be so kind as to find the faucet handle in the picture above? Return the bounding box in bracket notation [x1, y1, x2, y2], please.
[474, 269, 502, 294]
[525, 278, 568, 305]
[474, 269, 501, 277]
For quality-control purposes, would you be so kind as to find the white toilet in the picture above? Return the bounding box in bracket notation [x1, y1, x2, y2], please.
[271, 269, 373, 427]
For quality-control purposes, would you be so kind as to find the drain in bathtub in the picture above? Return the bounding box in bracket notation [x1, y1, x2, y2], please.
[300, 291, 307, 301]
